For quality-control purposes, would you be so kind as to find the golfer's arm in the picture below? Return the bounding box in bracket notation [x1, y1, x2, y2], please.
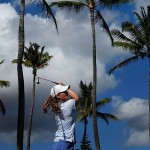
[67, 89, 79, 102]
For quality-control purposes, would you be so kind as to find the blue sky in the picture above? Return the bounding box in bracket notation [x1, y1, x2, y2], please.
[0, 0, 150, 150]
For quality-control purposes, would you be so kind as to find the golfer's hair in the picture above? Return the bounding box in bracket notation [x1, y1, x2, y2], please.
[42, 96, 61, 114]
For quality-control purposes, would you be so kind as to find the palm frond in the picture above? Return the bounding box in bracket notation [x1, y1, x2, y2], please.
[96, 98, 111, 109]
[89, 98, 111, 114]
[122, 22, 144, 45]
[111, 29, 137, 45]
[12, 59, 32, 67]
[77, 117, 85, 123]
[37, 62, 48, 69]
[0, 60, 10, 88]
[41, 46, 45, 54]
[76, 108, 85, 121]
[111, 29, 145, 53]
[97, 0, 134, 9]
[95, 10, 113, 45]
[0, 60, 4, 64]
[37, 55, 53, 69]
[140, 6, 147, 21]
[42, 0, 59, 34]
[23, 60, 32, 67]
[134, 11, 144, 26]
[148, 6, 150, 19]
[0, 99, 6, 116]
[0, 80, 10, 88]
[134, 7, 150, 44]
[12, 59, 18, 64]
[96, 112, 118, 125]
[79, 81, 92, 106]
[114, 41, 142, 53]
[50, 1, 85, 13]
[109, 55, 139, 74]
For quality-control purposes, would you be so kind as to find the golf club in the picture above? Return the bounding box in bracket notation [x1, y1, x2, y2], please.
[36, 76, 58, 85]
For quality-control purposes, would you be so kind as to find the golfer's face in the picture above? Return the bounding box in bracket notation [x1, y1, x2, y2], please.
[57, 91, 68, 101]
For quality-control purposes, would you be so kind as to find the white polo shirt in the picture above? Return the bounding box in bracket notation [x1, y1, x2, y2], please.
[54, 99, 76, 142]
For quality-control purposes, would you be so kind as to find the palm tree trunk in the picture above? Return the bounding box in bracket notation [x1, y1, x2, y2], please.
[27, 74, 36, 150]
[90, 9, 101, 150]
[83, 117, 87, 140]
[148, 58, 150, 143]
[0, 99, 6, 116]
[81, 116, 87, 149]
[17, 0, 25, 149]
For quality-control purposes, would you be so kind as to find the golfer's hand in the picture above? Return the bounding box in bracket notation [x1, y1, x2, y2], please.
[57, 82, 64, 86]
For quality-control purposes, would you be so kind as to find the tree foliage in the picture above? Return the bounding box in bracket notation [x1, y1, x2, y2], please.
[109, 5, 150, 141]
[80, 134, 92, 150]
[0, 60, 10, 116]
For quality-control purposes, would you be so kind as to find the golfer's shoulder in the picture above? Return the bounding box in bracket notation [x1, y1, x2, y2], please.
[67, 99, 76, 104]
[64, 99, 76, 107]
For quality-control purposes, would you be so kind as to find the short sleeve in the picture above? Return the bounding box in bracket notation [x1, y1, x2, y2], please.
[68, 99, 76, 109]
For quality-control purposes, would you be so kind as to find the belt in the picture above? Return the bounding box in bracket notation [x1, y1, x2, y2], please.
[54, 139, 61, 142]
[54, 139, 74, 143]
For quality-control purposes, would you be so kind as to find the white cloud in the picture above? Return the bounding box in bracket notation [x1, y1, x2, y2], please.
[0, 1, 138, 145]
[0, 131, 16, 144]
[112, 96, 148, 119]
[112, 96, 149, 146]
[0, 3, 18, 54]
[126, 129, 149, 146]
[0, 4, 112, 145]
[0, 3, 117, 144]
[134, 0, 150, 13]
[0, 3, 17, 20]
[0, 3, 122, 92]
[101, 9, 130, 26]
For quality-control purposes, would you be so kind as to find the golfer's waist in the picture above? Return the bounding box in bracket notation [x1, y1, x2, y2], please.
[54, 138, 74, 143]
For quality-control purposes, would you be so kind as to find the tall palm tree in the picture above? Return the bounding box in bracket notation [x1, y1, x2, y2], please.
[109, 6, 150, 142]
[17, 1, 25, 149]
[17, 1, 58, 149]
[13, 42, 53, 150]
[77, 81, 117, 149]
[0, 60, 10, 116]
[49, 1, 133, 149]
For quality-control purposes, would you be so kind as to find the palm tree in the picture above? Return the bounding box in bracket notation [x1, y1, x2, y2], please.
[77, 81, 117, 149]
[0, 60, 10, 116]
[49, 1, 133, 149]
[17, 1, 58, 149]
[17, 1, 25, 149]
[77, 81, 93, 146]
[109, 6, 150, 142]
[25, 42, 53, 150]
[13, 42, 53, 150]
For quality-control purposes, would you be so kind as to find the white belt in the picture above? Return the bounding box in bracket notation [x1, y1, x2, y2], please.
[54, 139, 74, 143]
[54, 138, 61, 142]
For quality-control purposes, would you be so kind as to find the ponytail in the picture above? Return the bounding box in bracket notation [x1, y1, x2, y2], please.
[42, 96, 61, 114]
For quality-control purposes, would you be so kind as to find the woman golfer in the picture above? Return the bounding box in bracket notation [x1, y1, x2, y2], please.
[42, 82, 79, 150]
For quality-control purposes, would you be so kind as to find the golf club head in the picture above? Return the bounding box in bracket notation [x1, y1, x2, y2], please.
[36, 77, 40, 84]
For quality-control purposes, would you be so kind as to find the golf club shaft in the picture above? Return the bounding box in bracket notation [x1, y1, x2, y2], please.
[37, 76, 58, 84]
